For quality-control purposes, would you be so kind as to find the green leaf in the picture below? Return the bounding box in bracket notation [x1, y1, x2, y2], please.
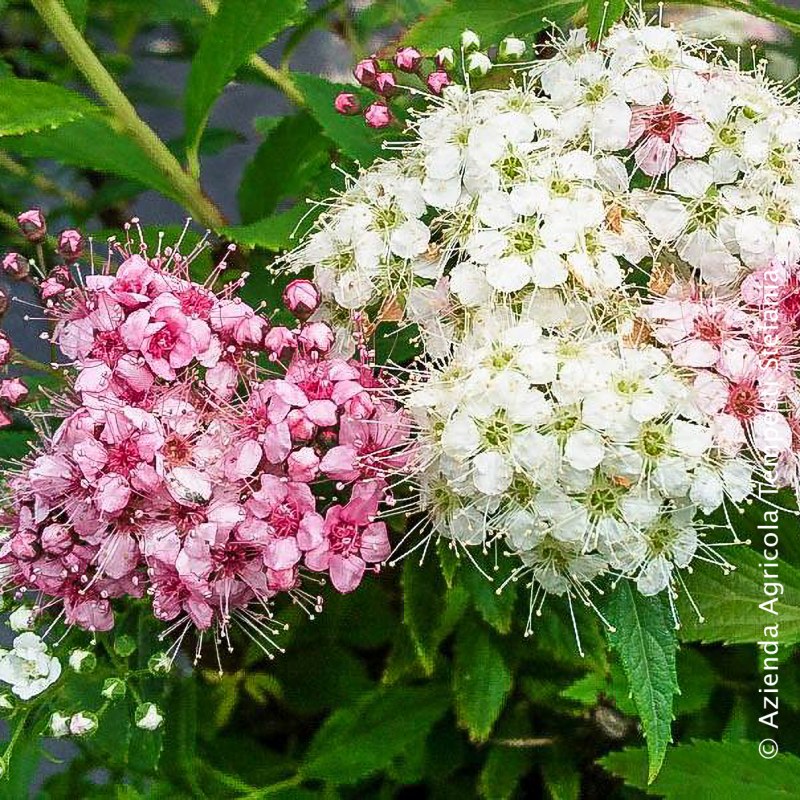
[586, 0, 625, 40]
[301, 684, 449, 784]
[461, 567, 516, 634]
[0, 428, 35, 462]
[0, 78, 98, 136]
[674, 649, 715, 717]
[220, 203, 315, 251]
[238, 113, 330, 224]
[1, 116, 177, 200]
[541, 752, 581, 800]
[404, 0, 584, 50]
[677, 545, 800, 645]
[63, 0, 89, 28]
[291, 73, 385, 165]
[599, 740, 800, 799]
[604, 583, 678, 783]
[402, 555, 446, 674]
[185, 0, 305, 161]
[453, 617, 512, 742]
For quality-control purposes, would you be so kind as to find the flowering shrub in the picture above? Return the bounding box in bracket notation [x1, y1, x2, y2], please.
[2, 1, 800, 798]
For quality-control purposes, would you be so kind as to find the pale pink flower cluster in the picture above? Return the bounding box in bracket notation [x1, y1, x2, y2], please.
[646, 263, 800, 476]
[0, 222, 410, 642]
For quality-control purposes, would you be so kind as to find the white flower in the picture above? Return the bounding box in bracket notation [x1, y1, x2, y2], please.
[49, 712, 70, 737]
[0, 633, 61, 700]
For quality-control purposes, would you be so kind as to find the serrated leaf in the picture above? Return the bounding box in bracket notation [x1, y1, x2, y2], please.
[221, 204, 315, 251]
[1, 115, 177, 200]
[461, 567, 517, 634]
[291, 73, 385, 165]
[586, 0, 625, 40]
[0, 78, 98, 136]
[403, 555, 446, 674]
[542, 752, 581, 800]
[185, 0, 305, 160]
[599, 740, 800, 799]
[677, 546, 800, 645]
[238, 113, 330, 223]
[403, 0, 584, 50]
[605, 583, 678, 783]
[453, 617, 512, 742]
[301, 684, 449, 785]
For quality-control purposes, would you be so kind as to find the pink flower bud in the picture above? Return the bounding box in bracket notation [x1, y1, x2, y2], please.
[264, 326, 297, 359]
[2, 252, 30, 280]
[375, 72, 398, 97]
[57, 229, 84, 262]
[0, 333, 11, 367]
[364, 102, 393, 129]
[16, 209, 46, 243]
[298, 321, 335, 353]
[0, 377, 28, 405]
[426, 70, 452, 95]
[334, 92, 361, 116]
[353, 57, 380, 88]
[394, 46, 422, 73]
[282, 279, 320, 320]
[0, 287, 7, 316]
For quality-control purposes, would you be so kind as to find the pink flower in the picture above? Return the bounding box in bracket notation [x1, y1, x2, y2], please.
[321, 406, 410, 482]
[297, 322, 334, 353]
[305, 481, 390, 593]
[628, 104, 711, 177]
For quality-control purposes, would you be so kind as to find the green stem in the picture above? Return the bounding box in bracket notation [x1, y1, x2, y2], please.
[11, 351, 58, 374]
[240, 774, 303, 799]
[29, 0, 226, 231]
[197, 0, 307, 109]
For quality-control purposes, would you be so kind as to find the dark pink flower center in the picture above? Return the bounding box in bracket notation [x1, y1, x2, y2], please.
[148, 328, 177, 359]
[271, 502, 300, 538]
[106, 439, 142, 476]
[179, 288, 214, 319]
[643, 105, 690, 142]
[726, 381, 759, 420]
[91, 330, 127, 366]
[328, 521, 361, 557]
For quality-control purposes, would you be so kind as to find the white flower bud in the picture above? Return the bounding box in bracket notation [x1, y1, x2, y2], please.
[8, 606, 34, 632]
[68, 649, 96, 673]
[49, 712, 70, 737]
[498, 36, 526, 61]
[466, 52, 492, 78]
[69, 711, 97, 736]
[460, 29, 481, 52]
[135, 702, 163, 731]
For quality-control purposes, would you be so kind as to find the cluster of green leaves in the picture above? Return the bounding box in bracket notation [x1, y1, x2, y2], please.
[2, 0, 800, 797]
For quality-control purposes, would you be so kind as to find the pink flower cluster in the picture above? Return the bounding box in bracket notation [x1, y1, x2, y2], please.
[646, 263, 800, 483]
[0, 219, 410, 641]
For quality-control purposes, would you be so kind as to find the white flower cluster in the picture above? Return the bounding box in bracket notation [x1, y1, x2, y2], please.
[288, 19, 800, 354]
[289, 16, 800, 613]
[0, 631, 61, 700]
[406, 308, 749, 603]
